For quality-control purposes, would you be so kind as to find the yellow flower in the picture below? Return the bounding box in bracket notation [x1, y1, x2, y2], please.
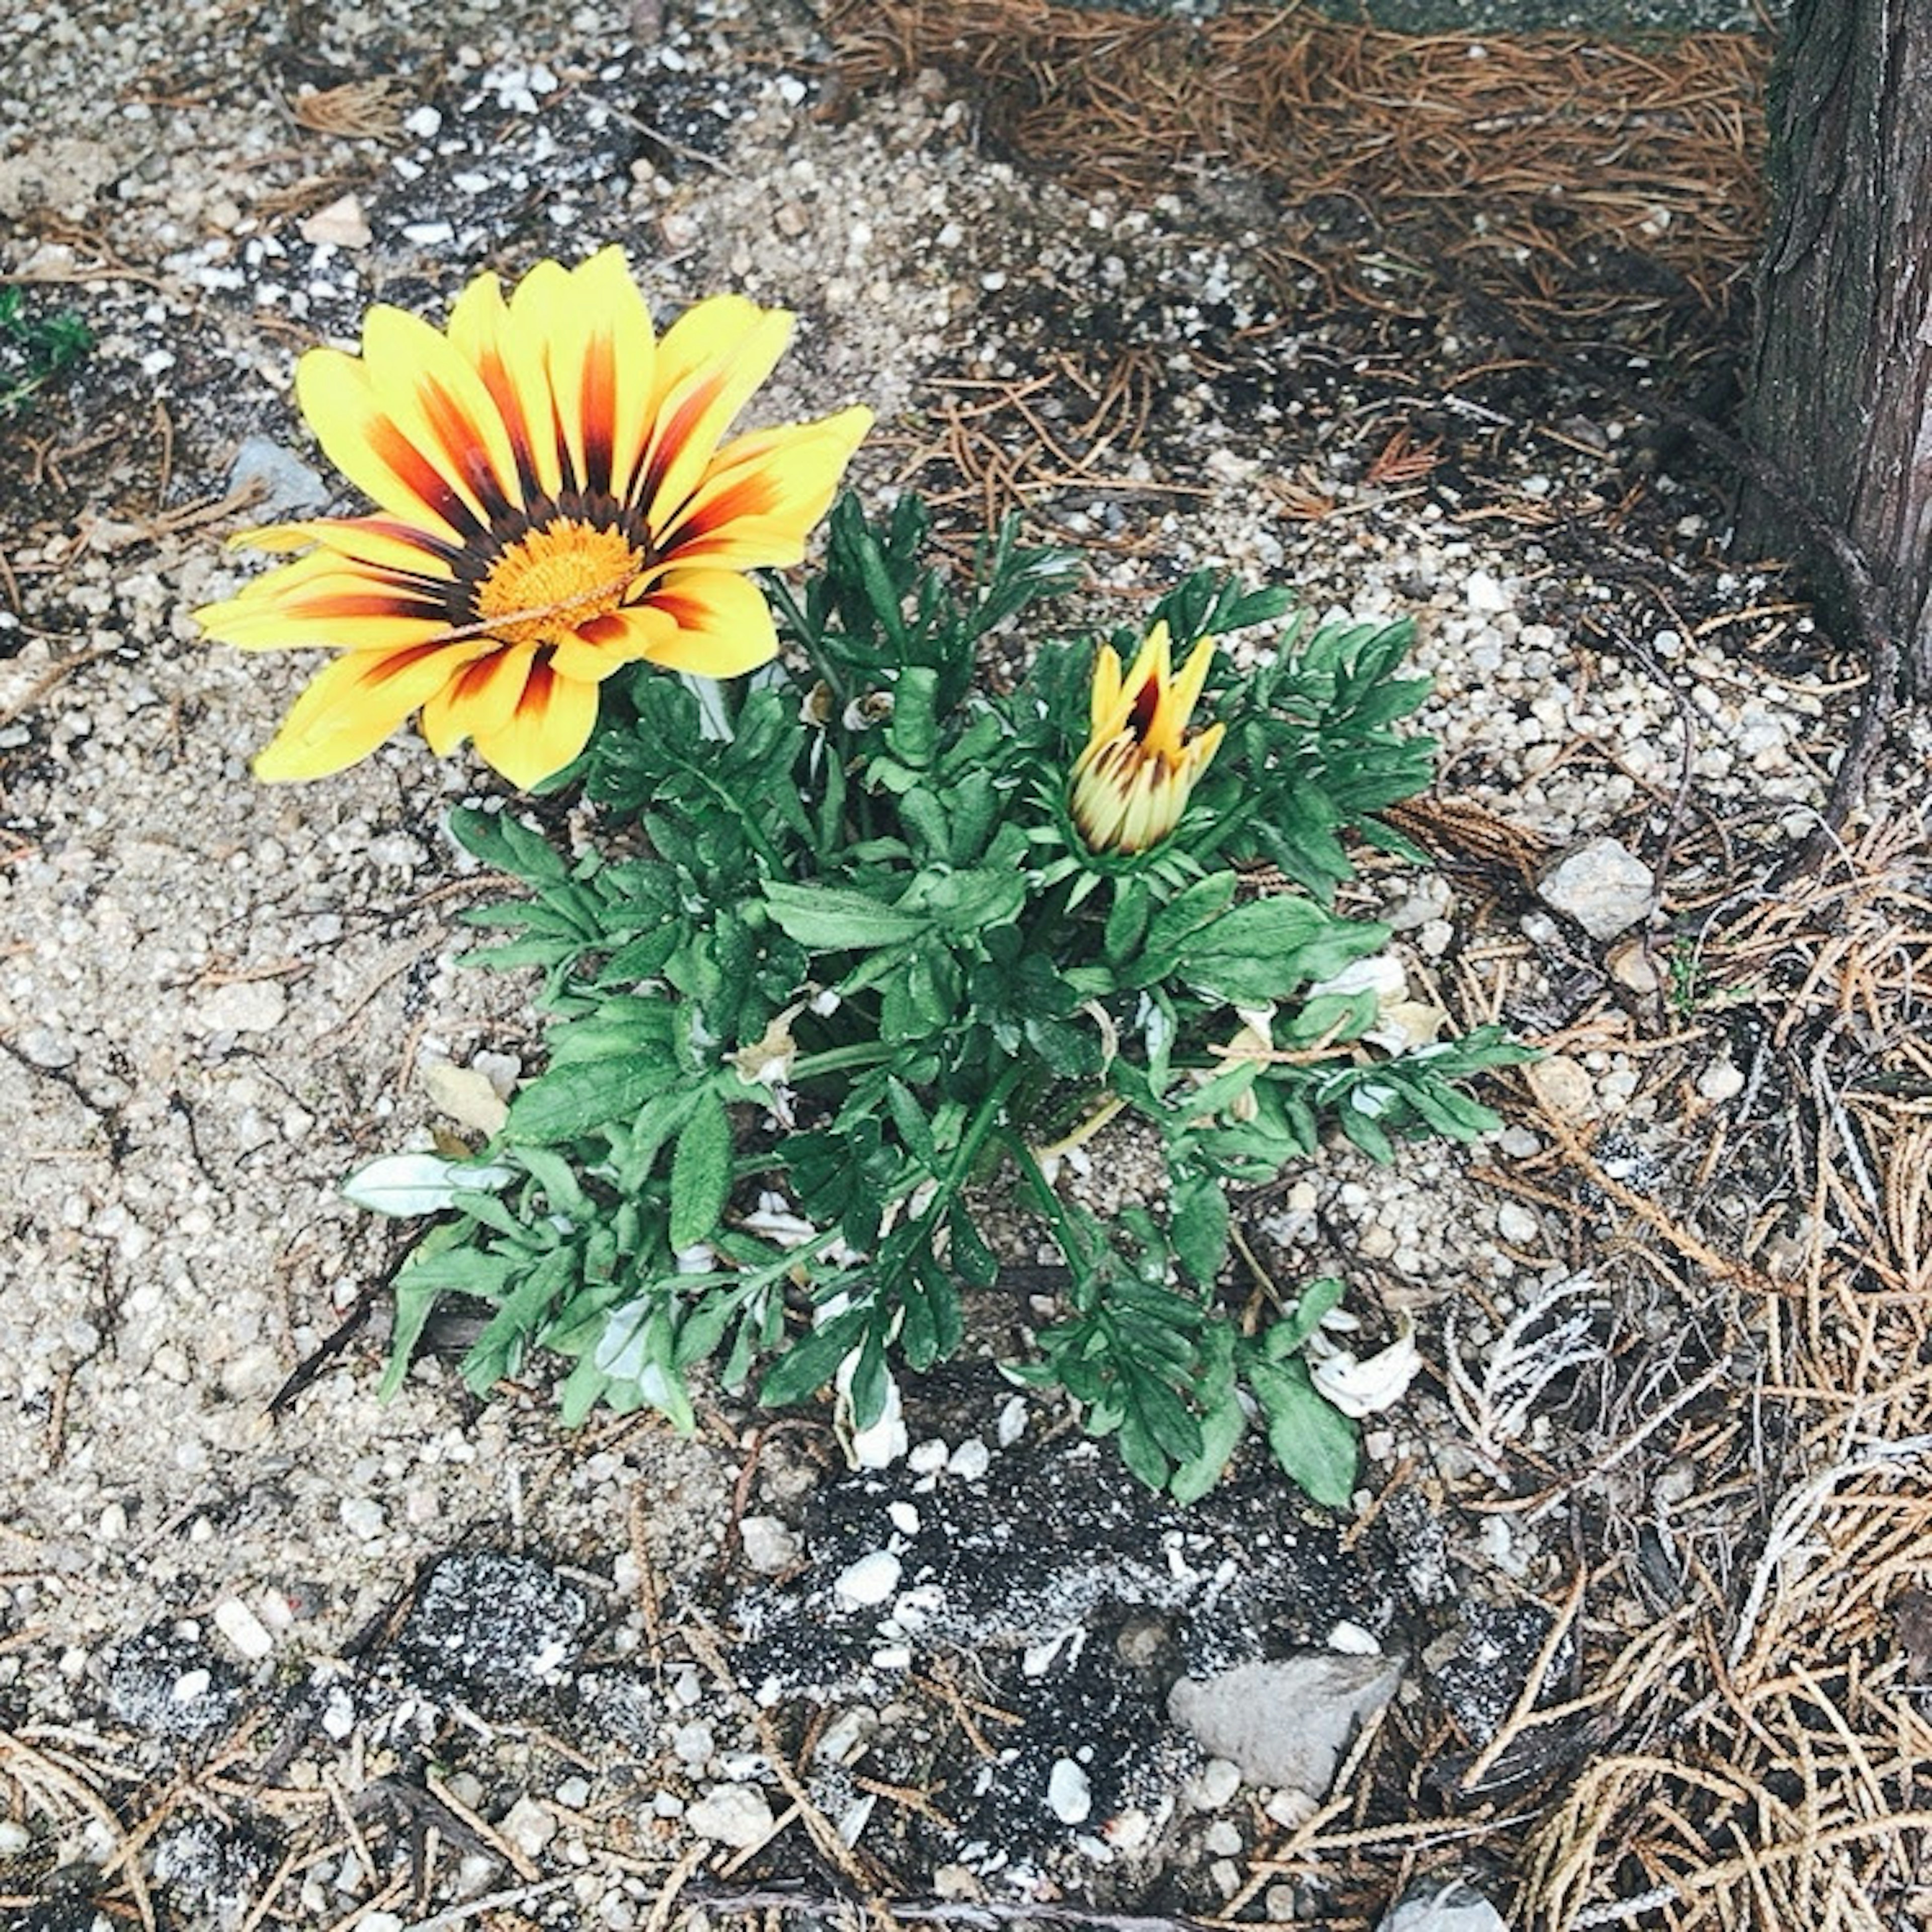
[196, 247, 871, 788]
[1069, 621, 1225, 854]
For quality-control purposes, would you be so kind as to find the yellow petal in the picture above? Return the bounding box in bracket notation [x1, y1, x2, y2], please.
[635, 296, 793, 533]
[549, 604, 678, 683]
[420, 643, 538, 755]
[535, 247, 659, 500]
[655, 405, 872, 570]
[1088, 642, 1128, 738]
[232, 515, 459, 582]
[620, 568, 781, 678]
[468, 656, 602, 789]
[360, 304, 524, 523]
[1148, 635, 1216, 759]
[197, 552, 454, 652]
[452, 269, 565, 502]
[253, 639, 491, 781]
[296, 344, 487, 546]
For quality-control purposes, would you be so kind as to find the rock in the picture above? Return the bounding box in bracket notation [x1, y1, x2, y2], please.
[212, 1598, 274, 1663]
[18, 1025, 76, 1069]
[739, 1515, 801, 1575]
[1495, 1203, 1540, 1247]
[1191, 1757, 1242, 1809]
[1377, 1877, 1510, 1931]
[1605, 937, 1661, 994]
[1168, 1653, 1404, 1796]
[1697, 1059, 1745, 1103]
[298, 192, 371, 248]
[225, 437, 330, 522]
[500, 1795, 557, 1860]
[419, 1059, 510, 1135]
[685, 1783, 774, 1848]
[1524, 1055, 1595, 1123]
[831, 1550, 901, 1609]
[1536, 837, 1654, 941]
[193, 978, 288, 1035]
[1047, 1757, 1092, 1824]
[1464, 569, 1510, 615]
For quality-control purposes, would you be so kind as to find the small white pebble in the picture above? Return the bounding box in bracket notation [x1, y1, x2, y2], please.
[887, 1501, 920, 1534]
[1048, 1758, 1092, 1824]
[948, 1438, 991, 1481]
[833, 1550, 901, 1609]
[213, 1598, 274, 1662]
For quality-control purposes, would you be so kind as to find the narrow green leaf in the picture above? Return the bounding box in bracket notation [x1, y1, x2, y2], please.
[1249, 1357, 1359, 1507]
[669, 1090, 734, 1250]
[1169, 1173, 1230, 1287]
[763, 881, 928, 949]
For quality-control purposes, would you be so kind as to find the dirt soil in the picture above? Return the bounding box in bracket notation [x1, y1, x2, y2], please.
[5, 2, 1931, 1929]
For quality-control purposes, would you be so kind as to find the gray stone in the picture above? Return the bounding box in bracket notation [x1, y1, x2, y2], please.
[18, 1025, 76, 1069]
[1537, 837, 1655, 941]
[227, 435, 330, 521]
[193, 979, 288, 1035]
[1168, 1652, 1404, 1795]
[685, 1783, 774, 1848]
[739, 1514, 801, 1575]
[1377, 1877, 1510, 1932]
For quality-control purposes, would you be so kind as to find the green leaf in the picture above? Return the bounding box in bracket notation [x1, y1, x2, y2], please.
[1141, 872, 1239, 975]
[763, 881, 928, 949]
[1170, 1172, 1230, 1287]
[1168, 1387, 1246, 1504]
[1104, 878, 1152, 963]
[1268, 1276, 1346, 1355]
[950, 1205, 1001, 1289]
[759, 1303, 872, 1407]
[510, 1057, 668, 1145]
[886, 1077, 935, 1164]
[1180, 899, 1387, 1005]
[1248, 1357, 1359, 1507]
[669, 1091, 734, 1250]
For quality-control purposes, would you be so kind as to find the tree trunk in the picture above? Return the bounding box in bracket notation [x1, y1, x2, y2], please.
[1740, 0, 1932, 696]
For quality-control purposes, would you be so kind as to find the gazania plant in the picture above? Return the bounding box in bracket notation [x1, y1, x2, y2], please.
[208, 251, 1528, 1504]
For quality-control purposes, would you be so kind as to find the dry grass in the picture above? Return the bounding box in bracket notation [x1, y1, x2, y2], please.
[832, 0, 1770, 320]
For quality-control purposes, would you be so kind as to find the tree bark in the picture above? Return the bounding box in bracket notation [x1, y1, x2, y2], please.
[1740, 0, 1932, 696]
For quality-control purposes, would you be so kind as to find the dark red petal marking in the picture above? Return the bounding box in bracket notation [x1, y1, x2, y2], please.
[660, 470, 776, 556]
[634, 372, 729, 520]
[418, 374, 516, 523]
[289, 589, 457, 623]
[513, 647, 559, 718]
[1129, 676, 1160, 740]
[473, 350, 542, 502]
[367, 417, 488, 542]
[580, 334, 616, 498]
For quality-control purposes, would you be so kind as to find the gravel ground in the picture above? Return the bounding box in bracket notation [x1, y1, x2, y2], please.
[2, 1, 1881, 1927]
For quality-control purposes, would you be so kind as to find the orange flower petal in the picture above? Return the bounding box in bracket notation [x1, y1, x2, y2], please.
[655, 405, 872, 570]
[467, 654, 602, 789]
[361, 304, 525, 523]
[253, 638, 494, 781]
[296, 345, 488, 546]
[451, 269, 566, 503]
[635, 296, 793, 533]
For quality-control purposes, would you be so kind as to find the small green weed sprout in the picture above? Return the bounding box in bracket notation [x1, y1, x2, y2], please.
[0, 287, 93, 419]
[349, 499, 1531, 1504]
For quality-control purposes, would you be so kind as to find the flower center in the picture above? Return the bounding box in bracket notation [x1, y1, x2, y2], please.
[473, 518, 643, 646]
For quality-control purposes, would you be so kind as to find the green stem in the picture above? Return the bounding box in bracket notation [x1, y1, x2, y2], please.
[789, 1041, 896, 1082]
[1001, 1130, 1088, 1271]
